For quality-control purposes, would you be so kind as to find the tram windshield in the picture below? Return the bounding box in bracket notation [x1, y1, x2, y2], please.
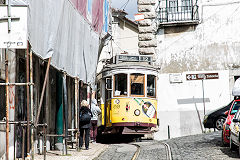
[114, 74, 127, 96]
[130, 73, 144, 96]
[147, 75, 156, 97]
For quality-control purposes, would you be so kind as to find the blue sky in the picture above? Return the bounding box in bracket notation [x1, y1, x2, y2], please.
[112, 0, 138, 20]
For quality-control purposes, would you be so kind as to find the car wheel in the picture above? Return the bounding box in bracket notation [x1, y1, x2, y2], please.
[222, 131, 228, 146]
[215, 116, 226, 130]
[230, 136, 237, 150]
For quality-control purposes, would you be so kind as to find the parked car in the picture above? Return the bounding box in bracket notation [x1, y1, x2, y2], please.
[229, 108, 240, 156]
[222, 99, 240, 145]
[203, 101, 233, 130]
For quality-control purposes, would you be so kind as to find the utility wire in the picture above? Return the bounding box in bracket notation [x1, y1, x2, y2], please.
[120, 0, 130, 10]
[112, 39, 125, 52]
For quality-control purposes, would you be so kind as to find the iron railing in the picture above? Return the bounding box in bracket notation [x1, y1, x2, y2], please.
[158, 5, 199, 23]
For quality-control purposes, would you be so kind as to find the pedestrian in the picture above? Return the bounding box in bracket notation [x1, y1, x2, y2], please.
[79, 100, 92, 150]
[90, 98, 101, 143]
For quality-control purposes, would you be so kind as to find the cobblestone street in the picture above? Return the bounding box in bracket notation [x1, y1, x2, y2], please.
[98, 131, 240, 160]
[163, 131, 239, 160]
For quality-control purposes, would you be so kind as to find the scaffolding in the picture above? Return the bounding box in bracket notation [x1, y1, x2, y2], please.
[1, 2, 84, 160]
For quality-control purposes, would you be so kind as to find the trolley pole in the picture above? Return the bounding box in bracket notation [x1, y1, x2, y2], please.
[5, 48, 9, 160]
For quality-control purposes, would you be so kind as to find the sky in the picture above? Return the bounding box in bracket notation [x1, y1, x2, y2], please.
[112, 0, 138, 20]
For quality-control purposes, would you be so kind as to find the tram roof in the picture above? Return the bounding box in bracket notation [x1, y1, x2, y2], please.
[101, 62, 159, 74]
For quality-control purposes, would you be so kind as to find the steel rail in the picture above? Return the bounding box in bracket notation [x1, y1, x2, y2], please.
[131, 143, 141, 160]
[162, 142, 172, 160]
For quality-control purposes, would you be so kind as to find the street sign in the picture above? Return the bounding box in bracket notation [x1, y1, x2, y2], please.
[134, 13, 144, 21]
[186, 73, 219, 81]
[0, 6, 28, 49]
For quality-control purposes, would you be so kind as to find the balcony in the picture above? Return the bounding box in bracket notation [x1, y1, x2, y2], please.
[158, 4, 199, 27]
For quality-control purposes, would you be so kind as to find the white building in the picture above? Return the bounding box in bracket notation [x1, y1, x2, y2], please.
[153, 0, 240, 140]
[97, 8, 139, 73]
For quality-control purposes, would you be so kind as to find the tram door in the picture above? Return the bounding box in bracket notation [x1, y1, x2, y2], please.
[105, 77, 112, 127]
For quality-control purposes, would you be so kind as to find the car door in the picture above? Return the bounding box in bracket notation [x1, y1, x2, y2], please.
[231, 109, 240, 144]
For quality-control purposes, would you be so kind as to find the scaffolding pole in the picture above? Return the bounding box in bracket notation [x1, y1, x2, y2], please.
[35, 57, 51, 127]
[5, 48, 9, 160]
[26, 42, 30, 158]
[75, 78, 79, 150]
[30, 49, 34, 159]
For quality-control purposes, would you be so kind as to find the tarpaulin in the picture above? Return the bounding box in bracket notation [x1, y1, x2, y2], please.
[92, 0, 104, 33]
[233, 78, 240, 96]
[27, 0, 100, 84]
[70, 0, 87, 18]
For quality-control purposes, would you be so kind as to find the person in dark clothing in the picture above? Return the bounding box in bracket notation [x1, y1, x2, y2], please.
[79, 100, 92, 150]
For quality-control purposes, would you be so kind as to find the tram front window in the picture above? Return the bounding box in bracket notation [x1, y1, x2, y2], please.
[114, 74, 127, 96]
[130, 74, 144, 96]
[147, 75, 156, 97]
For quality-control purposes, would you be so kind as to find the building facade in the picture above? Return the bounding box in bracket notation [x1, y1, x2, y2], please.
[0, 0, 111, 159]
[152, 0, 240, 140]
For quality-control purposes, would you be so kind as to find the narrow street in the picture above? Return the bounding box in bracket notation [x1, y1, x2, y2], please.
[97, 131, 239, 160]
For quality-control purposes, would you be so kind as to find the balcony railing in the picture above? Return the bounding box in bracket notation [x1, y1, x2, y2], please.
[158, 5, 199, 24]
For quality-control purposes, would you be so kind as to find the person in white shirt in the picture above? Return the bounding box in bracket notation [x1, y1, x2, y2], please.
[90, 98, 101, 142]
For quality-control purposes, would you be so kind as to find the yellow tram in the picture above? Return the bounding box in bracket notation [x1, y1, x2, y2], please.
[97, 55, 158, 137]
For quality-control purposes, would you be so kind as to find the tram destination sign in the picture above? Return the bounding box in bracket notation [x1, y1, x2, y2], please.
[186, 73, 219, 81]
[116, 55, 152, 63]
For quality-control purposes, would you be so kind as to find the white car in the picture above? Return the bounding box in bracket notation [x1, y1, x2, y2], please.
[229, 108, 240, 157]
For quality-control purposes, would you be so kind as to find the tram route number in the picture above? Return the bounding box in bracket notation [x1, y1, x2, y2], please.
[118, 55, 152, 62]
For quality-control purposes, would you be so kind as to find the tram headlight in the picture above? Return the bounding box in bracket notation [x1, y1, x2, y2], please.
[134, 109, 140, 116]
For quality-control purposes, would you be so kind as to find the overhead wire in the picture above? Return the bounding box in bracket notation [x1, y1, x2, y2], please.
[120, 0, 130, 10]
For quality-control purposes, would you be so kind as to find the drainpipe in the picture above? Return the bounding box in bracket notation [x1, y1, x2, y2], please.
[55, 73, 63, 150]
[63, 73, 68, 155]
[74, 78, 79, 150]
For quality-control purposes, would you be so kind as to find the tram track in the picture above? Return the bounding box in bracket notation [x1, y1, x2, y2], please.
[131, 144, 141, 160]
[162, 142, 172, 160]
[131, 142, 172, 160]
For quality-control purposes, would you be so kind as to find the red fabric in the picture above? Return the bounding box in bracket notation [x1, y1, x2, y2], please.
[70, 0, 87, 18]
[70, 0, 104, 33]
[77, 0, 87, 18]
[92, 0, 104, 33]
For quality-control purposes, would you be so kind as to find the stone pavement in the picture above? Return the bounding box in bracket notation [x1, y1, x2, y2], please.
[34, 143, 108, 160]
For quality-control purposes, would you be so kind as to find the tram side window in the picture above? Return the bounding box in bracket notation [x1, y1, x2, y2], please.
[130, 74, 144, 96]
[147, 75, 156, 97]
[114, 74, 127, 96]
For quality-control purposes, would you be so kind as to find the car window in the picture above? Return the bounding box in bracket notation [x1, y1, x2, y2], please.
[230, 101, 240, 115]
[234, 109, 240, 119]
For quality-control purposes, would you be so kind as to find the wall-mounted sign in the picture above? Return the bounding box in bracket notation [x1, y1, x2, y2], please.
[169, 73, 183, 83]
[186, 73, 219, 81]
[0, 6, 28, 49]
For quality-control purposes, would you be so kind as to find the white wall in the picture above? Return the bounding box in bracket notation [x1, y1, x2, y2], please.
[97, 17, 139, 73]
[154, 70, 230, 140]
[156, 0, 240, 73]
[153, 0, 240, 140]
